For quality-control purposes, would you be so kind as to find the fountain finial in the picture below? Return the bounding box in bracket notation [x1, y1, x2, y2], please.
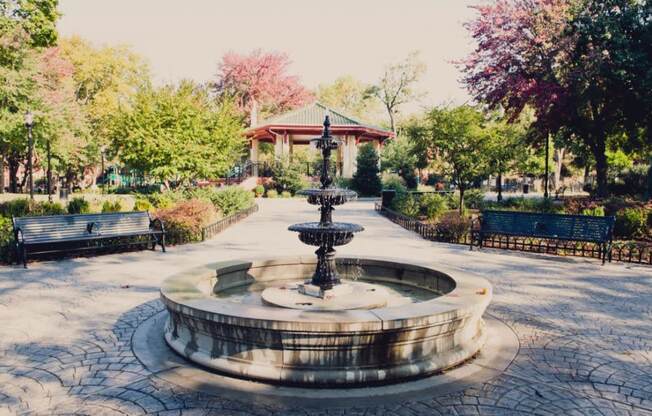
[323, 114, 331, 138]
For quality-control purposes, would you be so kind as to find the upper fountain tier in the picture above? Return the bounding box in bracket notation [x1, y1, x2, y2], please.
[297, 188, 358, 206]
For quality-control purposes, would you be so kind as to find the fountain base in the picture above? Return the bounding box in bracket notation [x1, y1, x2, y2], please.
[261, 280, 389, 310]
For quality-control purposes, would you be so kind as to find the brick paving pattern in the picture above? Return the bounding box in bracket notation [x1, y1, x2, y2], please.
[1, 199, 651, 415]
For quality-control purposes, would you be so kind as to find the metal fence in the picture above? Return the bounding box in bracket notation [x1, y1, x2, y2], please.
[201, 204, 259, 241]
[374, 203, 652, 265]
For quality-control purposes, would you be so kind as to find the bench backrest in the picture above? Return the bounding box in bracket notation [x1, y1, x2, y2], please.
[480, 210, 615, 243]
[14, 211, 152, 244]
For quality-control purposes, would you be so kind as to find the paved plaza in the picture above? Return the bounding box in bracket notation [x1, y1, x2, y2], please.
[1, 199, 652, 415]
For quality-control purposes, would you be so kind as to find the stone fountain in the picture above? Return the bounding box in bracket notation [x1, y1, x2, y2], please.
[159, 117, 493, 386]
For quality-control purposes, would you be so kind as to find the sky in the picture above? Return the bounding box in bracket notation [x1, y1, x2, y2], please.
[57, 0, 479, 110]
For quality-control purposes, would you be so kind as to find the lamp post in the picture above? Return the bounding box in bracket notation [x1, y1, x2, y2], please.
[46, 137, 52, 202]
[100, 146, 106, 194]
[24, 111, 34, 200]
[544, 132, 550, 199]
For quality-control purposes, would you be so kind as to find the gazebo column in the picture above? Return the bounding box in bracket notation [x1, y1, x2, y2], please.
[250, 138, 259, 176]
[341, 136, 358, 179]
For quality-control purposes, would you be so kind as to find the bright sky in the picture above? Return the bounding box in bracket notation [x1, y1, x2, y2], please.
[57, 0, 478, 109]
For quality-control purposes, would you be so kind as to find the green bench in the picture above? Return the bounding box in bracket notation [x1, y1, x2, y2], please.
[13, 211, 165, 267]
[471, 210, 615, 264]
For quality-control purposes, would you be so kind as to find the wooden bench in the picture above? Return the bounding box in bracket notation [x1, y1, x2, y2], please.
[471, 210, 615, 264]
[13, 211, 165, 267]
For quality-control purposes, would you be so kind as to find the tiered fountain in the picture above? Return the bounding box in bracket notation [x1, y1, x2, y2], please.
[160, 117, 493, 386]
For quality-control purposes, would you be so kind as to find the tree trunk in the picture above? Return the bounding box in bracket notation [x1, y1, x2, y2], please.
[387, 107, 396, 134]
[592, 138, 608, 197]
[496, 172, 503, 202]
[0, 155, 4, 194]
[8, 154, 19, 193]
[553, 148, 565, 191]
[458, 186, 465, 215]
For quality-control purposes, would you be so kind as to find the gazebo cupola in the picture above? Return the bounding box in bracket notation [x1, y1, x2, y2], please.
[245, 102, 393, 178]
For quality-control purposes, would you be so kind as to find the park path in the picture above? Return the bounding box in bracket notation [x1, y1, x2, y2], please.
[1, 199, 652, 415]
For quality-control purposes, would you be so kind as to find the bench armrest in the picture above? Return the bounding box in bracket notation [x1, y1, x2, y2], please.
[150, 217, 165, 233]
[14, 227, 24, 243]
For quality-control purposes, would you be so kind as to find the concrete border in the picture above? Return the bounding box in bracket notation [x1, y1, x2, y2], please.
[133, 311, 519, 408]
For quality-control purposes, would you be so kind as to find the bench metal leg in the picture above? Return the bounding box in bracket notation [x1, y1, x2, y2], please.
[160, 235, 166, 253]
[21, 245, 27, 268]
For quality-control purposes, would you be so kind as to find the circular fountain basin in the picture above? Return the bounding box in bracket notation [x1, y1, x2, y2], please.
[160, 257, 492, 386]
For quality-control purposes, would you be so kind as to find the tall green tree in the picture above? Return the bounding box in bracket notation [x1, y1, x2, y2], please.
[352, 143, 382, 196]
[110, 81, 245, 188]
[316, 75, 380, 122]
[380, 136, 418, 189]
[411, 106, 491, 213]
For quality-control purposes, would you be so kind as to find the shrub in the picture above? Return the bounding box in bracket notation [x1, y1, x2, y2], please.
[134, 198, 153, 212]
[0, 216, 14, 263]
[33, 201, 66, 216]
[102, 200, 123, 213]
[271, 157, 305, 194]
[207, 186, 254, 216]
[419, 193, 448, 220]
[392, 193, 419, 217]
[253, 185, 265, 197]
[614, 208, 647, 239]
[352, 143, 382, 196]
[155, 199, 217, 245]
[146, 191, 186, 209]
[281, 191, 292, 198]
[463, 189, 485, 210]
[266, 189, 278, 198]
[581, 206, 605, 217]
[67, 197, 90, 214]
[334, 177, 353, 189]
[382, 173, 407, 194]
[437, 211, 471, 242]
[0, 199, 32, 217]
[446, 192, 460, 211]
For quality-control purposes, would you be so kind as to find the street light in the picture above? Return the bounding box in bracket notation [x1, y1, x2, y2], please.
[24, 111, 34, 200]
[46, 135, 52, 202]
[544, 132, 550, 199]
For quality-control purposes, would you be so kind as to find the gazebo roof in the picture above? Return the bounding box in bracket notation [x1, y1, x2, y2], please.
[245, 102, 393, 141]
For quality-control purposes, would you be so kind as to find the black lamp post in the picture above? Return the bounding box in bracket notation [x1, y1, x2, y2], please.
[24, 111, 34, 200]
[46, 136, 52, 202]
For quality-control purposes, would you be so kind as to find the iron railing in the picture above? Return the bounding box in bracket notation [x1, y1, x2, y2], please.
[201, 204, 259, 241]
[374, 203, 652, 265]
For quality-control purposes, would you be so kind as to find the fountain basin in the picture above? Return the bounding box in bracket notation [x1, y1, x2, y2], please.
[160, 257, 492, 386]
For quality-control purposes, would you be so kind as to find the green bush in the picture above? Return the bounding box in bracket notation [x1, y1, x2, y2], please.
[155, 199, 217, 245]
[101, 200, 123, 213]
[446, 192, 460, 211]
[334, 177, 353, 189]
[134, 198, 153, 212]
[463, 189, 485, 209]
[67, 197, 91, 214]
[281, 191, 292, 198]
[207, 186, 254, 216]
[392, 193, 419, 217]
[266, 189, 278, 198]
[38, 201, 66, 216]
[271, 157, 305, 194]
[614, 208, 647, 239]
[581, 206, 605, 217]
[145, 191, 186, 209]
[0, 199, 32, 217]
[253, 185, 265, 197]
[419, 193, 448, 220]
[0, 216, 14, 263]
[382, 173, 407, 194]
[352, 143, 382, 196]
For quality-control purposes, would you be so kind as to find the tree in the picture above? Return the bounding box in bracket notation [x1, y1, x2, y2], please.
[412, 106, 491, 213]
[352, 143, 382, 196]
[110, 81, 245, 187]
[0, 0, 59, 192]
[316, 75, 380, 121]
[460, 0, 652, 197]
[367, 52, 426, 133]
[380, 136, 418, 189]
[59, 36, 150, 146]
[214, 50, 313, 126]
[485, 117, 528, 201]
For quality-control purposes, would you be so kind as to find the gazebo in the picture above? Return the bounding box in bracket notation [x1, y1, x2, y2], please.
[244, 102, 393, 178]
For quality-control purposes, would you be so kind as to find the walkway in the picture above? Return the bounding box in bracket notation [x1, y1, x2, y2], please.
[1, 199, 651, 415]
